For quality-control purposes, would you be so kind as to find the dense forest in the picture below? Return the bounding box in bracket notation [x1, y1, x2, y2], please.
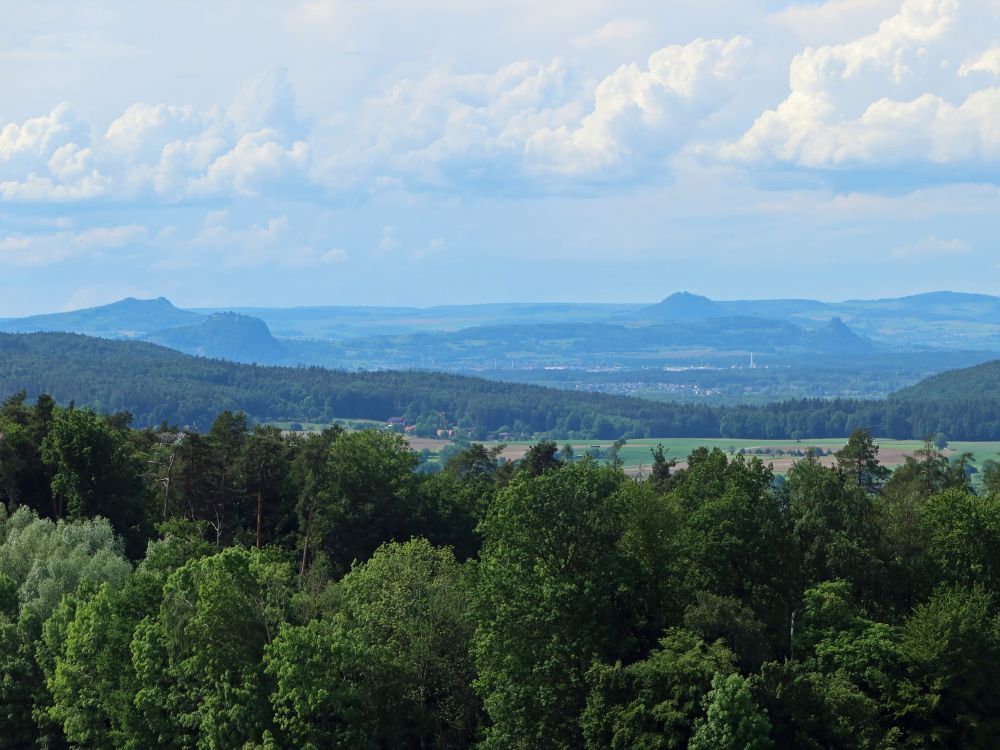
[1, 393, 999, 748]
[0, 332, 720, 438]
[5, 332, 1000, 440]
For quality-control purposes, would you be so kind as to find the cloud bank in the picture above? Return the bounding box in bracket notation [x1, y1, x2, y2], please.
[724, 0, 1000, 175]
[2, 0, 1000, 313]
[6, 2, 1000, 206]
[0, 68, 310, 202]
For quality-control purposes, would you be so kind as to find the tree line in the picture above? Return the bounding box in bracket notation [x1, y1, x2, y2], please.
[6, 332, 1000, 440]
[2, 393, 1000, 748]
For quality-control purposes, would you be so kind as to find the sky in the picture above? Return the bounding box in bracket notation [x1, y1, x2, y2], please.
[2, 0, 1000, 315]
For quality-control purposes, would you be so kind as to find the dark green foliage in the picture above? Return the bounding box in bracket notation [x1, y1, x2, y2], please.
[673, 451, 794, 650]
[759, 582, 902, 749]
[473, 462, 629, 749]
[882, 438, 973, 499]
[981, 457, 1000, 494]
[265, 539, 479, 749]
[581, 629, 735, 749]
[616, 480, 689, 653]
[689, 673, 774, 750]
[923, 489, 1000, 590]
[131, 546, 293, 749]
[333, 539, 478, 747]
[441, 442, 509, 483]
[783, 452, 882, 600]
[684, 592, 770, 672]
[1, 397, 999, 749]
[47, 576, 160, 750]
[0, 392, 56, 516]
[42, 407, 154, 556]
[0, 333, 724, 438]
[265, 618, 377, 749]
[302, 429, 420, 573]
[894, 586, 1000, 747]
[517, 440, 562, 476]
[649, 443, 677, 493]
[12, 331, 1000, 440]
[0, 507, 131, 748]
[241, 424, 295, 549]
[835, 429, 891, 493]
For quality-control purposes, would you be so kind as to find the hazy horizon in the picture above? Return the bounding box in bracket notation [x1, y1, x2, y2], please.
[6, 288, 1000, 319]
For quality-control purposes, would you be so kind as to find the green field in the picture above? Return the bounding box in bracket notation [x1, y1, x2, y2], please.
[275, 424, 1000, 478]
[491, 437, 1000, 475]
[945, 441, 1000, 470]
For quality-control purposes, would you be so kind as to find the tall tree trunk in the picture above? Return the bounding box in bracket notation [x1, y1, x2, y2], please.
[299, 500, 314, 577]
[161, 451, 175, 520]
[256, 488, 263, 549]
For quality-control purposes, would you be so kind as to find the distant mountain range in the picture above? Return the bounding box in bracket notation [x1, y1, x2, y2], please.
[633, 291, 1000, 328]
[2, 290, 1000, 371]
[0, 297, 203, 337]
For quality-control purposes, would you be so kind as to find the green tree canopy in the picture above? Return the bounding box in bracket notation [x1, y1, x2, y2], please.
[689, 673, 774, 750]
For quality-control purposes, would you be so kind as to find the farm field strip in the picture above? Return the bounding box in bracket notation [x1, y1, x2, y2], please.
[481, 437, 1000, 475]
[277, 427, 1000, 476]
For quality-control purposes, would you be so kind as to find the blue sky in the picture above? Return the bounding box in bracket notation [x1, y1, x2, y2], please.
[2, 0, 999, 315]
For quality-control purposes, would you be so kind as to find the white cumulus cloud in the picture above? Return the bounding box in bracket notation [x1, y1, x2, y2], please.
[526, 37, 752, 178]
[325, 35, 753, 190]
[723, 0, 1000, 174]
[187, 130, 310, 198]
[0, 67, 312, 202]
[960, 44, 1000, 76]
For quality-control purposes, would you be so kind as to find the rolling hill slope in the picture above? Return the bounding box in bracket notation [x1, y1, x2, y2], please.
[141, 313, 292, 364]
[893, 358, 1000, 402]
[0, 332, 721, 436]
[2, 332, 1000, 440]
[630, 292, 725, 321]
[0, 297, 204, 337]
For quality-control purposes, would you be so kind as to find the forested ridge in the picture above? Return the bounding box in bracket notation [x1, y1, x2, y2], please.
[0, 332, 720, 438]
[4, 332, 1000, 439]
[895, 357, 1000, 401]
[1, 393, 999, 749]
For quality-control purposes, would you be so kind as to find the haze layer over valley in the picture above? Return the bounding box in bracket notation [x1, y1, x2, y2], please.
[3, 290, 998, 405]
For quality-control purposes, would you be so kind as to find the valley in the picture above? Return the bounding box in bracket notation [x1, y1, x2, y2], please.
[4, 291, 1000, 407]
